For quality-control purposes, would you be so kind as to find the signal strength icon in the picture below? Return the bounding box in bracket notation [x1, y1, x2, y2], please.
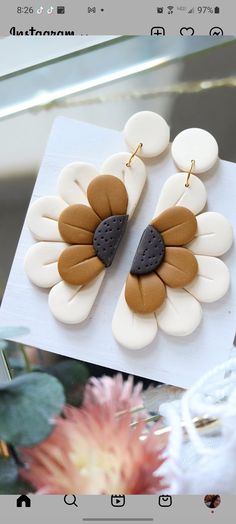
[167, 5, 174, 14]
[188, 7, 195, 13]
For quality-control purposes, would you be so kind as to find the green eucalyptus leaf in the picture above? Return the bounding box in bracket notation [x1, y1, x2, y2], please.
[47, 360, 89, 406]
[49, 359, 89, 389]
[0, 372, 65, 447]
[0, 457, 32, 494]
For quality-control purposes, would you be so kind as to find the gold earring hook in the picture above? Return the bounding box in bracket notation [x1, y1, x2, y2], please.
[185, 159, 196, 187]
[126, 142, 143, 168]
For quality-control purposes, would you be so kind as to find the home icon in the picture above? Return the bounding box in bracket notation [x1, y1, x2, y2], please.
[16, 495, 31, 508]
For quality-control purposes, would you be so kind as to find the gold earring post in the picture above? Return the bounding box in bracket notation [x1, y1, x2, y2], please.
[126, 142, 143, 168]
[185, 159, 196, 187]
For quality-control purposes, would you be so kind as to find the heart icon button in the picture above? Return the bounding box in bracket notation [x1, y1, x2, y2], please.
[180, 27, 195, 36]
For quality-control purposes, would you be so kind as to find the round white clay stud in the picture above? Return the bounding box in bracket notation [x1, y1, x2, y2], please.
[48, 272, 105, 324]
[112, 288, 158, 350]
[24, 242, 66, 288]
[187, 212, 233, 256]
[156, 287, 202, 336]
[154, 172, 207, 217]
[172, 128, 219, 173]
[27, 196, 67, 241]
[185, 255, 230, 303]
[101, 152, 146, 218]
[124, 111, 170, 158]
[57, 162, 98, 205]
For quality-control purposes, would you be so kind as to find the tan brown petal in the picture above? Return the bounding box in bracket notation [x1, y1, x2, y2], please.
[87, 175, 128, 220]
[157, 247, 198, 288]
[58, 245, 105, 285]
[152, 206, 197, 246]
[125, 272, 166, 314]
[58, 204, 100, 244]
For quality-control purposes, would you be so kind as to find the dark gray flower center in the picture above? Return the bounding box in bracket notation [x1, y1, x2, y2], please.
[130, 225, 165, 275]
[93, 214, 128, 267]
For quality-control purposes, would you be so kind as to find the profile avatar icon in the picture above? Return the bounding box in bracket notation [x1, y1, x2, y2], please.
[204, 495, 221, 511]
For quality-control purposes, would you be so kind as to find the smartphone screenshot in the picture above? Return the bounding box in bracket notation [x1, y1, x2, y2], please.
[0, 1, 235, 522]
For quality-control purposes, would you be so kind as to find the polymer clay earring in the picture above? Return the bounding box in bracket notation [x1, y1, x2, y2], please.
[112, 128, 233, 350]
[24, 111, 170, 324]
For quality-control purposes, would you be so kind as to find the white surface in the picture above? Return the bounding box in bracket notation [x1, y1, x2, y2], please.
[172, 128, 219, 174]
[0, 117, 235, 388]
[124, 111, 170, 158]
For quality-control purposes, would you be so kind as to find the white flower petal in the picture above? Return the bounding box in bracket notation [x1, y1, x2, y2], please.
[48, 271, 105, 324]
[57, 162, 98, 205]
[185, 255, 230, 303]
[112, 287, 158, 350]
[24, 242, 66, 288]
[154, 172, 207, 217]
[101, 153, 146, 218]
[187, 212, 233, 256]
[27, 196, 67, 241]
[156, 287, 202, 336]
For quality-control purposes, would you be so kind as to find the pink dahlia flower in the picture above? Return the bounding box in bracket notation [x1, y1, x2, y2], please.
[20, 375, 165, 494]
[83, 374, 143, 416]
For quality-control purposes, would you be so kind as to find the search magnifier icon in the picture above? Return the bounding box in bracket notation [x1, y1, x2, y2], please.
[64, 494, 78, 507]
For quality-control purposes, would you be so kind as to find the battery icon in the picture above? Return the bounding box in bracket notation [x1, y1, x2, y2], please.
[215, 6, 220, 13]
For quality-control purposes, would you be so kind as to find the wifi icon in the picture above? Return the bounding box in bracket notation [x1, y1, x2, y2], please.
[167, 6, 174, 14]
